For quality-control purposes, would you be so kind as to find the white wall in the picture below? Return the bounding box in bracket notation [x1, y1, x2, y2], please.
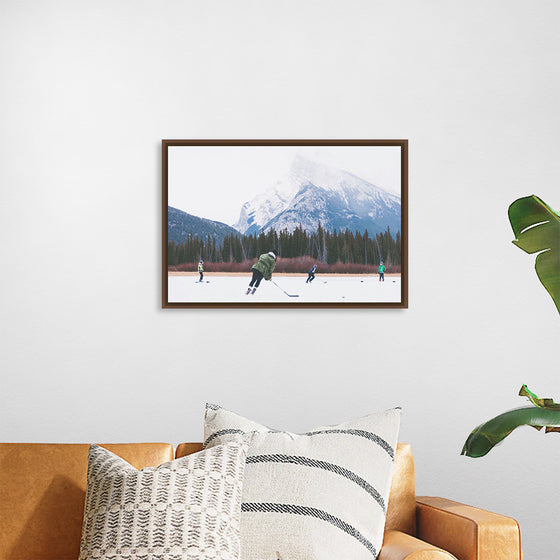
[1, 1, 559, 557]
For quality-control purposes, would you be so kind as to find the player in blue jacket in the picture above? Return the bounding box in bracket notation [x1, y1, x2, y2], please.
[306, 264, 317, 283]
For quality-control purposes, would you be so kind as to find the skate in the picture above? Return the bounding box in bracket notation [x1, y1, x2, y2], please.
[246, 287, 251, 295]
[251, 287, 257, 295]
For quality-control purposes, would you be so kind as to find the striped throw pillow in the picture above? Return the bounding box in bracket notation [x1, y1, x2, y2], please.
[204, 405, 401, 560]
[79, 441, 249, 560]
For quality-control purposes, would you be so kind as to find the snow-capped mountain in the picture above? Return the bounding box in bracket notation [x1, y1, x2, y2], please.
[234, 182, 294, 234]
[233, 155, 401, 236]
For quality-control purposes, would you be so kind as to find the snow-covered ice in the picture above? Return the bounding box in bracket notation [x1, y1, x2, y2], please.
[168, 275, 401, 304]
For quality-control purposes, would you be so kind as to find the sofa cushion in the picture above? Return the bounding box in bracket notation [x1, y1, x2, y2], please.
[0, 443, 173, 560]
[385, 443, 416, 536]
[204, 404, 401, 560]
[78, 441, 248, 560]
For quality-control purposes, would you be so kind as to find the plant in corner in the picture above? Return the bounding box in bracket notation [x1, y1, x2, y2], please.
[461, 195, 560, 458]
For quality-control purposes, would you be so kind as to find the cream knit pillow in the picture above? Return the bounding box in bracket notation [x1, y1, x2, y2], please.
[204, 405, 401, 560]
[79, 441, 248, 560]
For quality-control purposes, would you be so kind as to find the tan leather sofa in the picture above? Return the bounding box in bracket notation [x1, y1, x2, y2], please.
[0, 442, 521, 560]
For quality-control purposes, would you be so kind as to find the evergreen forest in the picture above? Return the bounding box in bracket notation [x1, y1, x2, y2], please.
[168, 224, 401, 271]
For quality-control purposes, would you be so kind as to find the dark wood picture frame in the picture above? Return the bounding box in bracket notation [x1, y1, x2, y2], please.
[162, 139, 408, 309]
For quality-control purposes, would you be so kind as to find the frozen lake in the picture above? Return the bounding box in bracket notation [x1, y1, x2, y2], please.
[168, 274, 401, 304]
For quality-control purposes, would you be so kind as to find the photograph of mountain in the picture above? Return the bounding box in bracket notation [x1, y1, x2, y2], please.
[162, 140, 407, 308]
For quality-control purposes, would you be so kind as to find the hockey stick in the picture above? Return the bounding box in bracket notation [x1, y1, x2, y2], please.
[271, 280, 299, 298]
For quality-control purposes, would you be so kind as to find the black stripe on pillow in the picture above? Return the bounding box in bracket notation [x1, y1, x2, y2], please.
[241, 502, 377, 557]
[203, 429, 246, 448]
[247, 454, 386, 512]
[204, 428, 394, 458]
[304, 429, 395, 459]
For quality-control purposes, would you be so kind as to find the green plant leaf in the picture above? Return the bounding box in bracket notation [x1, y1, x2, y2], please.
[519, 384, 560, 410]
[508, 195, 560, 314]
[461, 406, 560, 458]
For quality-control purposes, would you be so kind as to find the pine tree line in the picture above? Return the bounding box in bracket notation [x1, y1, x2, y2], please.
[168, 224, 400, 267]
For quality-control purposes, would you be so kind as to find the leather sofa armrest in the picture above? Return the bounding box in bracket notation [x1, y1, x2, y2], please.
[416, 496, 522, 560]
[379, 530, 458, 560]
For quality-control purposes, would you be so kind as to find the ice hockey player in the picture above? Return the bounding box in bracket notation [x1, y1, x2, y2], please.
[306, 264, 317, 283]
[246, 250, 277, 295]
[198, 259, 204, 282]
[378, 261, 386, 282]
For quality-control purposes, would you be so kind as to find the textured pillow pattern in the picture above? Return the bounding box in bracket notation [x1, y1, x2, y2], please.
[204, 405, 401, 560]
[79, 441, 248, 560]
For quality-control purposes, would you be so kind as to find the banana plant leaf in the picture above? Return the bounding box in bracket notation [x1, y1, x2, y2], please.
[461, 386, 560, 458]
[519, 384, 560, 409]
[508, 195, 560, 314]
[461, 407, 560, 457]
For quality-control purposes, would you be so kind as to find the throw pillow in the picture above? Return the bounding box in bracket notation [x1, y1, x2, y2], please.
[204, 405, 401, 560]
[204, 404, 401, 560]
[79, 440, 249, 560]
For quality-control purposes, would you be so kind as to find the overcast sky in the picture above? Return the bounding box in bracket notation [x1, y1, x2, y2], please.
[168, 145, 402, 226]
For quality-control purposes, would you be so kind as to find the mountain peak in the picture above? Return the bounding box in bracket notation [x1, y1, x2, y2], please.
[289, 155, 350, 193]
[234, 156, 401, 236]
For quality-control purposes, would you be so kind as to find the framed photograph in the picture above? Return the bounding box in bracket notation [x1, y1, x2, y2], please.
[162, 140, 408, 308]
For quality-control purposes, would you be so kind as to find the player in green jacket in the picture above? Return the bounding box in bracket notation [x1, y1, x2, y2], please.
[198, 259, 204, 282]
[378, 261, 386, 282]
[246, 250, 277, 295]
